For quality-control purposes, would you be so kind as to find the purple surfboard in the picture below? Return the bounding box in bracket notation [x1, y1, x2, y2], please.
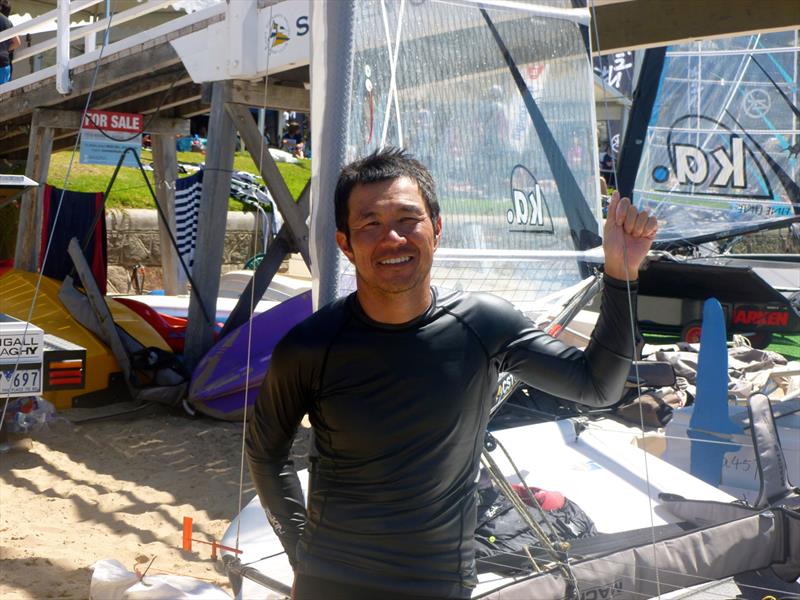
[188, 291, 313, 420]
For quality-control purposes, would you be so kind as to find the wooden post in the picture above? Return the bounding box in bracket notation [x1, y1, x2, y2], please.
[218, 227, 293, 338]
[225, 102, 310, 266]
[150, 132, 183, 294]
[65, 238, 134, 398]
[15, 111, 54, 272]
[183, 81, 237, 369]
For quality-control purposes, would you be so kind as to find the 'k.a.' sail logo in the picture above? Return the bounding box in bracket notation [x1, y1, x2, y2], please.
[651, 116, 769, 197]
[651, 114, 799, 217]
[506, 165, 554, 233]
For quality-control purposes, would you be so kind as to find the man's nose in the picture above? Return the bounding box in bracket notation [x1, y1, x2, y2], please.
[382, 224, 407, 243]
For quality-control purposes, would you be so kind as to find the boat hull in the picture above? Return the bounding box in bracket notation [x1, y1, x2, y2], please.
[187, 291, 313, 420]
[0, 270, 170, 409]
[220, 419, 737, 598]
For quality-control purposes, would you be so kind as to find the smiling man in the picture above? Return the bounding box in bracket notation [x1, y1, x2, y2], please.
[247, 147, 657, 600]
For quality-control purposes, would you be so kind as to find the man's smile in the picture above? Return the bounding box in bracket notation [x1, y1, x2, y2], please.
[378, 256, 413, 265]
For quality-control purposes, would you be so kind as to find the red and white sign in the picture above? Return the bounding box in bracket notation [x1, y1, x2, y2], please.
[80, 110, 144, 167]
[82, 110, 144, 134]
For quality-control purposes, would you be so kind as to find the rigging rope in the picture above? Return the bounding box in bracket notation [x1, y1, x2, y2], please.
[80, 67, 187, 144]
[234, 1, 276, 556]
[589, 0, 663, 596]
[378, 0, 406, 150]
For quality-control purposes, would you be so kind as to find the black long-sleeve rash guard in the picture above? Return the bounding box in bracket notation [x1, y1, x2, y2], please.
[246, 275, 637, 599]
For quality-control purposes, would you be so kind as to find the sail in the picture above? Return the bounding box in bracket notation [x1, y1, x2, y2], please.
[310, 0, 601, 311]
[631, 31, 800, 249]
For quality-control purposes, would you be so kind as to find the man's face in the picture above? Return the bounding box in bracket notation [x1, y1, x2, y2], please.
[336, 177, 441, 299]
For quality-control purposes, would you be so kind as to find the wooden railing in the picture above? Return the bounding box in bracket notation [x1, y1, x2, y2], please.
[0, 0, 224, 94]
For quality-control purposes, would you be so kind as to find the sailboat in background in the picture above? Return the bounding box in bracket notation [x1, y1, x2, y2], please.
[629, 31, 800, 248]
[611, 31, 800, 347]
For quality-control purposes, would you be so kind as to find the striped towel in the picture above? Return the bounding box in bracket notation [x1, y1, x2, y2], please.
[174, 169, 204, 274]
[40, 185, 107, 294]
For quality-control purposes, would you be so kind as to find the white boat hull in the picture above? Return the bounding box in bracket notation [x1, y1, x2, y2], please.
[221, 419, 735, 598]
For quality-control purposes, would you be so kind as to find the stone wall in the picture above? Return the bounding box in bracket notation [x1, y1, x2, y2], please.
[102, 210, 798, 293]
[105, 209, 264, 293]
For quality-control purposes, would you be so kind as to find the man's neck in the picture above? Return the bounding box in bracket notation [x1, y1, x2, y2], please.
[355, 286, 433, 325]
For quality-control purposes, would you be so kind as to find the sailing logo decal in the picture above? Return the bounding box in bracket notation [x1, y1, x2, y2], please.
[507, 165, 554, 233]
[268, 15, 291, 52]
[652, 116, 768, 197]
[742, 88, 771, 119]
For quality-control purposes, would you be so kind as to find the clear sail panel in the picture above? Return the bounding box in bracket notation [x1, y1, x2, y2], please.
[338, 0, 600, 305]
[634, 31, 800, 246]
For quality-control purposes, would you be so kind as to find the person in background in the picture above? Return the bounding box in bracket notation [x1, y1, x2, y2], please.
[600, 145, 616, 189]
[0, 0, 20, 84]
[247, 148, 658, 600]
[281, 122, 306, 159]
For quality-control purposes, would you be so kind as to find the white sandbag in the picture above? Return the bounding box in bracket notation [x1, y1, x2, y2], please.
[90, 559, 231, 600]
[268, 148, 299, 164]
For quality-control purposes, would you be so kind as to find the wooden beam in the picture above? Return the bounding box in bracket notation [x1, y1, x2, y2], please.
[183, 81, 239, 370]
[0, 41, 181, 122]
[225, 101, 310, 266]
[592, 0, 800, 56]
[91, 69, 193, 111]
[108, 84, 203, 118]
[0, 110, 189, 157]
[14, 113, 53, 272]
[151, 133, 183, 295]
[229, 79, 310, 112]
[171, 100, 211, 119]
[29, 109, 189, 135]
[218, 229, 293, 338]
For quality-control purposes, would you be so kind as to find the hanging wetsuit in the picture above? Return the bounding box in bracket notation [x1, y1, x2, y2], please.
[247, 275, 637, 599]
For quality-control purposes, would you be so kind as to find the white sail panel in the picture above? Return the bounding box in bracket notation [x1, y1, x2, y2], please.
[313, 0, 600, 308]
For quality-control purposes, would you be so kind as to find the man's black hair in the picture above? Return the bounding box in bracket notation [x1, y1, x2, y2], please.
[334, 147, 439, 238]
[0, 0, 10, 17]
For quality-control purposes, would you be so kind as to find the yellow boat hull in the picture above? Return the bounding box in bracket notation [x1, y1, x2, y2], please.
[0, 270, 171, 409]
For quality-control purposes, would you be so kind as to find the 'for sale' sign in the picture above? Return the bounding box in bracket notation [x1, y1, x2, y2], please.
[80, 110, 144, 168]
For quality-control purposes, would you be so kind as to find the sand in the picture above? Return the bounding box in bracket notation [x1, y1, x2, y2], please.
[0, 403, 309, 600]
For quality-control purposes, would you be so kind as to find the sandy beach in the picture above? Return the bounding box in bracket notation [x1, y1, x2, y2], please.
[0, 404, 308, 600]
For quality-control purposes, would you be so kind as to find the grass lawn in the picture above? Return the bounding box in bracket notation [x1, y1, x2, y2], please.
[1, 148, 310, 258]
[643, 332, 799, 362]
[770, 333, 800, 362]
[45, 148, 311, 210]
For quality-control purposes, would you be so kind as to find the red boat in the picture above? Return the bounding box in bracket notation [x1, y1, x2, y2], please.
[111, 296, 192, 353]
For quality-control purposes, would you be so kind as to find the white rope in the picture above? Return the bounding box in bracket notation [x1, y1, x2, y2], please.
[233, 3, 276, 555]
[589, 1, 663, 596]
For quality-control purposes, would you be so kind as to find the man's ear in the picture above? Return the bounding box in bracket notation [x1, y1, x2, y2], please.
[336, 230, 355, 263]
[433, 216, 442, 250]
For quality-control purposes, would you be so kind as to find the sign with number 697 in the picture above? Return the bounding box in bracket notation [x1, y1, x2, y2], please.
[0, 365, 42, 396]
